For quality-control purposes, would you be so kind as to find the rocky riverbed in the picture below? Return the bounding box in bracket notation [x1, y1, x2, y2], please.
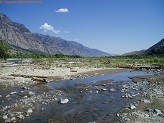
[0, 61, 164, 123]
[119, 73, 164, 123]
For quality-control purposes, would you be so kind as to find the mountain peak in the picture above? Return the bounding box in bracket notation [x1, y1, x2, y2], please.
[0, 13, 12, 23]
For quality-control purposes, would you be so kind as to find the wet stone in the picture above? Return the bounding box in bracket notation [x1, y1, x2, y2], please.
[6, 95, 10, 98]
[28, 91, 35, 96]
[17, 114, 25, 119]
[10, 91, 17, 95]
[110, 88, 116, 92]
[101, 88, 107, 91]
[60, 98, 69, 104]
[130, 105, 136, 110]
[116, 113, 120, 117]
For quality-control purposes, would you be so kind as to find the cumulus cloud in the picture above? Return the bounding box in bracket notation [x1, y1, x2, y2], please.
[56, 8, 69, 13]
[39, 23, 60, 34]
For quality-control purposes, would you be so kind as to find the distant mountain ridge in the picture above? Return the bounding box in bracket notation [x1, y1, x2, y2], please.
[0, 13, 110, 57]
[123, 50, 146, 56]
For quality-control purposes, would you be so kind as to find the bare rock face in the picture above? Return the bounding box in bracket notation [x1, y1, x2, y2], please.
[0, 13, 110, 57]
[0, 13, 46, 53]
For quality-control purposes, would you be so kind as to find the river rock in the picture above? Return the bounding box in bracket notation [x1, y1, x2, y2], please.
[23, 96, 28, 98]
[11, 117, 16, 121]
[116, 113, 120, 117]
[3, 115, 8, 119]
[143, 99, 151, 103]
[28, 91, 35, 96]
[6, 95, 10, 98]
[154, 109, 162, 115]
[10, 91, 17, 95]
[146, 108, 154, 116]
[22, 86, 27, 90]
[60, 98, 69, 104]
[101, 88, 107, 91]
[110, 88, 116, 92]
[5, 118, 11, 123]
[132, 110, 149, 118]
[17, 114, 24, 119]
[130, 105, 136, 109]
[26, 108, 33, 116]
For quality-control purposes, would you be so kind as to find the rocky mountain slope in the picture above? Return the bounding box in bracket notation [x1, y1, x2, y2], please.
[146, 38, 164, 55]
[0, 13, 110, 57]
[123, 38, 164, 56]
[123, 50, 146, 56]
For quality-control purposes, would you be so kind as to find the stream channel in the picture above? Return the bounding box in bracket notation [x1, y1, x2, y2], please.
[0, 70, 154, 123]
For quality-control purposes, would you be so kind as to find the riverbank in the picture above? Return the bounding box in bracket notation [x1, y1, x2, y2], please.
[0, 62, 129, 84]
[119, 73, 164, 123]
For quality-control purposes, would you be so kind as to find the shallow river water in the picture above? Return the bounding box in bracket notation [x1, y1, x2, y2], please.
[0, 70, 154, 123]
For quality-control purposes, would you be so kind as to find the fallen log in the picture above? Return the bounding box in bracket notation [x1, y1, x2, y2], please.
[10, 74, 48, 83]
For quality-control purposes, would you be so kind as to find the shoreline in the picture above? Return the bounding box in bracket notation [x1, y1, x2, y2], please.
[0, 62, 130, 84]
[119, 74, 164, 123]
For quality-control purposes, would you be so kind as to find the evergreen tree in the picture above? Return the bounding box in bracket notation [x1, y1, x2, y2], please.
[0, 40, 10, 60]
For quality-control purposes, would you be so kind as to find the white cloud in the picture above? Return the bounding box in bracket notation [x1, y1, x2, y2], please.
[39, 23, 60, 34]
[56, 8, 69, 13]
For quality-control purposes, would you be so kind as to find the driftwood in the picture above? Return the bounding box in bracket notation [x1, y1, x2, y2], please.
[32, 77, 47, 83]
[10, 74, 48, 83]
[70, 69, 77, 72]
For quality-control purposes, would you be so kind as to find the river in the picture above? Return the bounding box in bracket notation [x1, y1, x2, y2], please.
[0, 70, 154, 123]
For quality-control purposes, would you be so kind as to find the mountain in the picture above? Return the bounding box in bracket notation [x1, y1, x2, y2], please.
[32, 33, 110, 57]
[123, 50, 146, 56]
[145, 38, 164, 55]
[123, 38, 164, 56]
[0, 13, 110, 57]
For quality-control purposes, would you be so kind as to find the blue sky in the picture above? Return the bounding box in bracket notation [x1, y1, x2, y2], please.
[0, 0, 164, 54]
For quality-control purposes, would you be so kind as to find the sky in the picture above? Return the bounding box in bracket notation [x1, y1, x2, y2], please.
[0, 0, 164, 54]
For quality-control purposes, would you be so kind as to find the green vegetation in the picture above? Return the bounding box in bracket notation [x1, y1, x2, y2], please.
[26, 55, 164, 69]
[9, 52, 82, 59]
[102, 55, 164, 67]
[0, 40, 163, 69]
[0, 40, 10, 60]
